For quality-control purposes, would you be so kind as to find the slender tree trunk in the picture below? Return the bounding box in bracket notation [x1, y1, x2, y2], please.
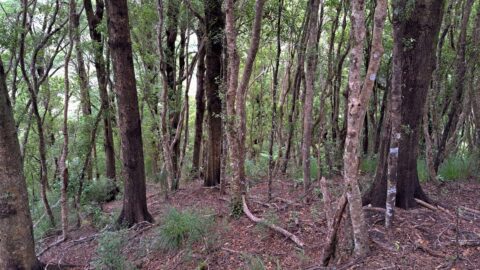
[343, 0, 387, 256]
[106, 0, 153, 227]
[302, 0, 321, 200]
[192, 30, 206, 177]
[59, 0, 75, 239]
[204, 0, 224, 187]
[225, 0, 266, 207]
[385, 0, 403, 227]
[84, 0, 117, 182]
[434, 0, 474, 171]
[268, 0, 284, 200]
[73, 0, 93, 182]
[0, 57, 41, 270]
[19, 0, 55, 227]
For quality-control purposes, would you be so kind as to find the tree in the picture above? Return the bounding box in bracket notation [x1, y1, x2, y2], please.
[84, 0, 117, 182]
[364, 0, 445, 209]
[204, 0, 224, 187]
[0, 57, 41, 270]
[301, 0, 321, 200]
[343, 0, 387, 256]
[192, 29, 206, 177]
[225, 0, 266, 207]
[106, 0, 153, 227]
[434, 0, 475, 171]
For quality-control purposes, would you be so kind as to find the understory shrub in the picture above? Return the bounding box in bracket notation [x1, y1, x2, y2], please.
[83, 176, 118, 204]
[93, 230, 135, 270]
[158, 208, 215, 250]
[438, 155, 474, 181]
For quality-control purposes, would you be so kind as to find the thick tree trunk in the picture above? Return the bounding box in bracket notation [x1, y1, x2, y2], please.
[0, 58, 41, 270]
[364, 0, 444, 209]
[204, 0, 224, 187]
[106, 0, 153, 227]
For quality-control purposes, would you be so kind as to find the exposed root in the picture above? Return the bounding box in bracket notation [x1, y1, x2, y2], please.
[242, 195, 304, 248]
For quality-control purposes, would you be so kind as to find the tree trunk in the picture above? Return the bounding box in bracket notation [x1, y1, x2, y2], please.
[364, 0, 445, 209]
[302, 0, 321, 200]
[106, 0, 153, 227]
[84, 0, 117, 182]
[192, 31, 206, 177]
[73, 0, 93, 182]
[225, 0, 266, 207]
[385, 0, 403, 227]
[59, 0, 75, 239]
[204, 0, 224, 187]
[0, 57, 41, 270]
[268, 0, 284, 200]
[343, 0, 387, 256]
[434, 0, 474, 171]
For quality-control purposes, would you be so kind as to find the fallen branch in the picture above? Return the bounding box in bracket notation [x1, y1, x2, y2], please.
[414, 198, 437, 211]
[415, 199, 454, 218]
[415, 241, 444, 258]
[242, 195, 304, 248]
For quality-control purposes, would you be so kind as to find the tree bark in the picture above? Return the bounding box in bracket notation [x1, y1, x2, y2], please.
[302, 0, 321, 200]
[204, 0, 224, 187]
[385, 0, 403, 228]
[106, 0, 153, 227]
[343, 0, 387, 256]
[0, 57, 41, 270]
[192, 30, 206, 177]
[225, 0, 266, 207]
[364, 0, 445, 209]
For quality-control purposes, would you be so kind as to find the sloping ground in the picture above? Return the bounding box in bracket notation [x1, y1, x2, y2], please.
[39, 178, 480, 269]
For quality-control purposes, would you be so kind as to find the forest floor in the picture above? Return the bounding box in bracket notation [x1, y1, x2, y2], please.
[38, 176, 480, 269]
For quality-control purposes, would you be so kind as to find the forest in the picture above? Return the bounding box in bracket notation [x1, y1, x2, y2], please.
[1, 0, 480, 269]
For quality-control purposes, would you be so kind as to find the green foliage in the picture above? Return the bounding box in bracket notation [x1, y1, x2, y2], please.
[83, 177, 118, 204]
[158, 208, 215, 251]
[417, 159, 428, 182]
[360, 156, 377, 174]
[93, 231, 135, 270]
[83, 204, 117, 230]
[438, 155, 474, 181]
